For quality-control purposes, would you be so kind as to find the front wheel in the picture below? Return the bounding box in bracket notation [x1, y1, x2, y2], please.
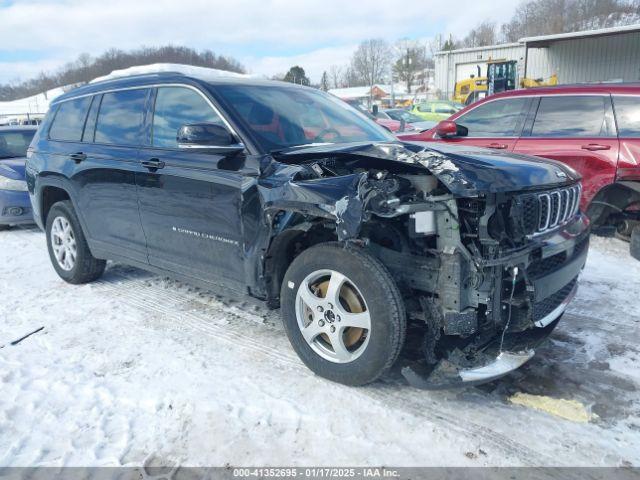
[280, 243, 406, 386]
[46, 200, 106, 284]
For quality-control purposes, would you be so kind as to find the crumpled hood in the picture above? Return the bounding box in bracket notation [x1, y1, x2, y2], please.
[0, 156, 27, 180]
[275, 142, 580, 196]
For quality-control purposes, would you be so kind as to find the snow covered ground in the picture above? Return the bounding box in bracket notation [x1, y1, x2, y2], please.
[1, 227, 639, 467]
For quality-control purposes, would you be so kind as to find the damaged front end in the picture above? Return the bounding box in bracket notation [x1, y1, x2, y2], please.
[258, 141, 589, 388]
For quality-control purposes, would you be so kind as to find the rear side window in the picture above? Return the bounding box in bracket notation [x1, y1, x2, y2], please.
[613, 96, 640, 137]
[152, 86, 225, 148]
[531, 96, 613, 137]
[456, 98, 528, 137]
[95, 89, 148, 145]
[49, 97, 92, 141]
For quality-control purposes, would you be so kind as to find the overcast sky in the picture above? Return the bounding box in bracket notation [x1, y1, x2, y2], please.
[0, 0, 519, 84]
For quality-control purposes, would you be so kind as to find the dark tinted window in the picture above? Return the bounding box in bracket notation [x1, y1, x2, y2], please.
[49, 97, 92, 141]
[613, 96, 640, 137]
[532, 96, 612, 137]
[456, 98, 528, 137]
[152, 87, 223, 148]
[0, 130, 35, 158]
[95, 89, 148, 145]
[216, 85, 392, 151]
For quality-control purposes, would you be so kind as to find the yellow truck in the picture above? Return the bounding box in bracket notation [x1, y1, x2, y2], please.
[453, 59, 557, 105]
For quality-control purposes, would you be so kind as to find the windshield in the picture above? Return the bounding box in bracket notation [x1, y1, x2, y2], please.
[215, 85, 395, 152]
[386, 110, 423, 123]
[0, 130, 35, 159]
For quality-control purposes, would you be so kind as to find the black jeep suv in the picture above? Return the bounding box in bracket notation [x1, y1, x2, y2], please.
[26, 72, 589, 388]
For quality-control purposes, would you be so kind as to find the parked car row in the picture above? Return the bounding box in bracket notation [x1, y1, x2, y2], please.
[18, 70, 590, 389]
[397, 84, 640, 260]
[0, 126, 37, 229]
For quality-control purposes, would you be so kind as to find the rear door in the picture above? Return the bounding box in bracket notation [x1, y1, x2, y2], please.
[438, 96, 532, 151]
[513, 95, 619, 210]
[44, 91, 150, 263]
[612, 95, 640, 182]
[73, 88, 151, 262]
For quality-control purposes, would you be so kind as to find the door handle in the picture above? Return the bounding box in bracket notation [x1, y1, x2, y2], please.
[581, 144, 611, 151]
[140, 158, 165, 171]
[69, 152, 87, 163]
[485, 143, 508, 149]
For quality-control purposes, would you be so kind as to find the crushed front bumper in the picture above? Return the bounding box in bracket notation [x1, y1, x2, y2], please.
[401, 216, 587, 389]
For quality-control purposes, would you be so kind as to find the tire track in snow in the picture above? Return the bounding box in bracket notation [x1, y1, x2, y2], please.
[90, 266, 559, 466]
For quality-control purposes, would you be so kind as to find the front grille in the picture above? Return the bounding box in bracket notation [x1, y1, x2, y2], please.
[518, 184, 581, 236]
[532, 277, 577, 322]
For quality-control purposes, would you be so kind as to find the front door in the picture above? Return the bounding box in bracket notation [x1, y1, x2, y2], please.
[136, 85, 250, 286]
[514, 95, 619, 211]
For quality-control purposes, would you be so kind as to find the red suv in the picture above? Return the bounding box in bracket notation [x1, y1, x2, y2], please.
[398, 84, 640, 258]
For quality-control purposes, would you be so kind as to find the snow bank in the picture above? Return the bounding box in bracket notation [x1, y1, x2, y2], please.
[0, 86, 66, 117]
[90, 63, 253, 84]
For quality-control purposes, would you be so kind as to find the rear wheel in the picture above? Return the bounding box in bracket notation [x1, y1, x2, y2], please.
[46, 200, 106, 284]
[631, 226, 640, 261]
[280, 242, 406, 386]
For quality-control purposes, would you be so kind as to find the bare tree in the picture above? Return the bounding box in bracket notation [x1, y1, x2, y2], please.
[0, 45, 246, 101]
[462, 21, 498, 47]
[501, 0, 640, 42]
[392, 39, 428, 93]
[328, 65, 342, 89]
[351, 39, 392, 102]
[320, 71, 329, 91]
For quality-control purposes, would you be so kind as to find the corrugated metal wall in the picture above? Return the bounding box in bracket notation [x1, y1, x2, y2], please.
[526, 31, 640, 84]
[434, 44, 525, 99]
[434, 30, 640, 100]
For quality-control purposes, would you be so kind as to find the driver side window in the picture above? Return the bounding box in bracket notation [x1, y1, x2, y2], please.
[152, 86, 225, 148]
[455, 98, 528, 137]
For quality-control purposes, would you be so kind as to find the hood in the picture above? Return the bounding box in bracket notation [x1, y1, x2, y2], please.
[273, 141, 580, 196]
[0, 156, 27, 180]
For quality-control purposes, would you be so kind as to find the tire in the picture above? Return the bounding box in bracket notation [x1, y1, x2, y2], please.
[0, 224, 10, 231]
[631, 226, 640, 261]
[280, 242, 406, 386]
[45, 200, 106, 284]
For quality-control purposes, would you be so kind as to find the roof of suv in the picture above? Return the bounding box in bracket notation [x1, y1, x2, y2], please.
[51, 72, 305, 106]
[487, 82, 640, 100]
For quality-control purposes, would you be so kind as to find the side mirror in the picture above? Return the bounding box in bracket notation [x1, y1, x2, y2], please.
[435, 120, 467, 138]
[372, 104, 379, 116]
[177, 123, 244, 154]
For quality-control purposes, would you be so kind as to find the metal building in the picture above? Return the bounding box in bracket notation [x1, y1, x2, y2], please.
[434, 24, 640, 100]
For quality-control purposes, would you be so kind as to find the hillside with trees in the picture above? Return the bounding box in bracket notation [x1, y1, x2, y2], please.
[0, 46, 245, 101]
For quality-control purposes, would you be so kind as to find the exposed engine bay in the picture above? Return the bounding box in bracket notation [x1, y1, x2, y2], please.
[258, 142, 590, 387]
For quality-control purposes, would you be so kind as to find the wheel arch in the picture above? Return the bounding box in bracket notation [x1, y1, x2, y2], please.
[263, 217, 338, 308]
[587, 181, 640, 227]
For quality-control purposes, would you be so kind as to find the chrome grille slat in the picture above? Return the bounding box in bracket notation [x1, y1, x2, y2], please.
[534, 184, 581, 236]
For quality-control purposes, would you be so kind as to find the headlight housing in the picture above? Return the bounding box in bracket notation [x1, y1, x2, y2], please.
[0, 175, 28, 191]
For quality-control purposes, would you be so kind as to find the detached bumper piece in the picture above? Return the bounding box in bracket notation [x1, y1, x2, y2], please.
[402, 284, 577, 390]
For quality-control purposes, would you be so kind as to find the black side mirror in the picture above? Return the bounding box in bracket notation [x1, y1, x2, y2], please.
[177, 123, 244, 154]
[372, 104, 379, 116]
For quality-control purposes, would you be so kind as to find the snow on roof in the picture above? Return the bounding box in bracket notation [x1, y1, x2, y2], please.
[328, 86, 371, 99]
[90, 63, 253, 84]
[329, 83, 409, 99]
[520, 23, 640, 46]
